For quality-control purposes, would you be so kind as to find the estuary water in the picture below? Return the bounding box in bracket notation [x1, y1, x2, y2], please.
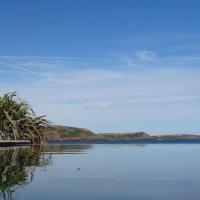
[0, 143, 200, 200]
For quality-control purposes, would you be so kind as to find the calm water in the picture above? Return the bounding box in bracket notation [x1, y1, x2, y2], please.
[1, 143, 200, 200]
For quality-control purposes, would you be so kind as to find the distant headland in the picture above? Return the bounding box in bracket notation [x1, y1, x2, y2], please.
[45, 125, 200, 142]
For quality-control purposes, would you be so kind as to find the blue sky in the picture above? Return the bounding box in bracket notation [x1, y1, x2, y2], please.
[0, 0, 200, 134]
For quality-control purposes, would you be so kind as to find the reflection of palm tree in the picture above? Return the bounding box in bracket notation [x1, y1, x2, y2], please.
[0, 144, 92, 200]
[0, 147, 51, 200]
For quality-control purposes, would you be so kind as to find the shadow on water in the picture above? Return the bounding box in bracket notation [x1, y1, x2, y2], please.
[0, 144, 92, 200]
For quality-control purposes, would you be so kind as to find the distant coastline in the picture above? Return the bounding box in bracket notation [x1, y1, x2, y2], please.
[45, 125, 200, 142]
[1, 125, 199, 147]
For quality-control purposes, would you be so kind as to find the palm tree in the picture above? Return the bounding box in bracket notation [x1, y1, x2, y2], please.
[0, 92, 49, 144]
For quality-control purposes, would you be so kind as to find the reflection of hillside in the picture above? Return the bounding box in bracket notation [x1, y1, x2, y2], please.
[0, 146, 51, 200]
[42, 144, 93, 154]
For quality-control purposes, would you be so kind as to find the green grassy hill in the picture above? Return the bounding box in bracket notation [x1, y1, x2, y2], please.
[45, 125, 100, 141]
[45, 126, 151, 141]
[99, 132, 151, 140]
[45, 125, 200, 142]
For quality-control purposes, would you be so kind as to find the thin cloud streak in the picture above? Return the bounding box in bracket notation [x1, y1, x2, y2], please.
[0, 52, 200, 133]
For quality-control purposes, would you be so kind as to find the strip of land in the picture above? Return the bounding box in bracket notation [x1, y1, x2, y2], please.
[1, 125, 199, 146]
[45, 125, 200, 142]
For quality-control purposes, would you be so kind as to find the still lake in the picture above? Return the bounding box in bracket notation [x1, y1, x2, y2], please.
[1, 143, 200, 200]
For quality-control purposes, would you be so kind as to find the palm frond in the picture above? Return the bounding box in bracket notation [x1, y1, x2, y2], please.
[0, 92, 49, 144]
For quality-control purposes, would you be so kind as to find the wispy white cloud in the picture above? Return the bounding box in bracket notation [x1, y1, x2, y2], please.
[0, 60, 41, 76]
[135, 50, 157, 62]
[0, 52, 200, 133]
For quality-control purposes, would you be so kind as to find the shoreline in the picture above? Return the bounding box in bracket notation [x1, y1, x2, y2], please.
[46, 138, 200, 145]
[0, 140, 31, 147]
[1, 139, 200, 147]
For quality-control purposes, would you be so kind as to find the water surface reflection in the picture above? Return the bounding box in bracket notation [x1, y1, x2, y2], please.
[1, 144, 200, 200]
[0, 145, 91, 200]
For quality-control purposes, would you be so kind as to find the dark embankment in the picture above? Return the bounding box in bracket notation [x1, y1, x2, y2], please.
[152, 134, 200, 140]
